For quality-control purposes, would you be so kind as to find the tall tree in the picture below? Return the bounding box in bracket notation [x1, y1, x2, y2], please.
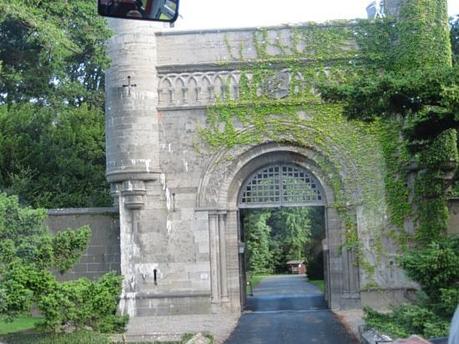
[452, 15, 459, 65]
[0, 1, 112, 207]
[244, 211, 273, 274]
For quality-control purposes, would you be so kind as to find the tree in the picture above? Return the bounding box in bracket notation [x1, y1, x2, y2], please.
[244, 210, 273, 274]
[452, 15, 459, 65]
[321, 0, 459, 337]
[0, 0, 112, 208]
[0, 193, 126, 332]
[0, 1, 110, 107]
[0, 104, 111, 208]
[272, 208, 311, 261]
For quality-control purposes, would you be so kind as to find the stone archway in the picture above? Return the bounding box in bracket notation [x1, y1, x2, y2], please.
[236, 162, 327, 307]
[197, 143, 361, 312]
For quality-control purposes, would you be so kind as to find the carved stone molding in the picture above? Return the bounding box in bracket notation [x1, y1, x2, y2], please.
[157, 69, 307, 108]
[121, 180, 146, 209]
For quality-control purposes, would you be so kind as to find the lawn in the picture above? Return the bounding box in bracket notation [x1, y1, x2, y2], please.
[0, 331, 112, 344]
[0, 324, 211, 344]
[0, 316, 42, 335]
[309, 279, 324, 292]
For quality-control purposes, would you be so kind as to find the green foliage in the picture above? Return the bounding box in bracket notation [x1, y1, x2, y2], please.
[271, 208, 311, 261]
[244, 211, 272, 274]
[452, 15, 459, 64]
[0, 0, 111, 106]
[418, 128, 458, 168]
[243, 208, 314, 274]
[38, 273, 127, 333]
[394, 0, 451, 70]
[321, 67, 459, 145]
[0, 0, 112, 208]
[365, 304, 450, 339]
[0, 193, 125, 333]
[0, 330, 111, 344]
[399, 238, 459, 316]
[52, 227, 91, 274]
[0, 104, 111, 208]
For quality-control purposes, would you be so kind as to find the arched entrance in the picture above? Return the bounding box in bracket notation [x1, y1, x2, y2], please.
[237, 163, 327, 308]
[197, 144, 362, 312]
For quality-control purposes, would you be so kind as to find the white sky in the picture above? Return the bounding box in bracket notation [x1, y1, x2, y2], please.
[174, 0, 459, 30]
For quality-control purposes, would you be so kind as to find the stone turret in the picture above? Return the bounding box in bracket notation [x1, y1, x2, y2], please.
[105, 19, 163, 316]
[105, 19, 161, 189]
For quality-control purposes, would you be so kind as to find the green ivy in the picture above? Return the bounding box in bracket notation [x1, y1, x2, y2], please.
[199, 2, 458, 307]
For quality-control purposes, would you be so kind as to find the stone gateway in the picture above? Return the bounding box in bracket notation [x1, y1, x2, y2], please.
[104, 1, 415, 320]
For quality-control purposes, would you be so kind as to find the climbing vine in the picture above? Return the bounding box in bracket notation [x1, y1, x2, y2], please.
[198, 4, 458, 322]
[317, 0, 458, 338]
[198, 22, 413, 286]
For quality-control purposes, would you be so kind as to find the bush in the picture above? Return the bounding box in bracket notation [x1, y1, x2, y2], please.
[365, 304, 450, 339]
[365, 236, 459, 339]
[399, 237, 459, 304]
[38, 274, 128, 333]
[0, 193, 127, 333]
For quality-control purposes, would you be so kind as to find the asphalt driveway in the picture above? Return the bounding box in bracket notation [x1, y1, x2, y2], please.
[225, 275, 358, 344]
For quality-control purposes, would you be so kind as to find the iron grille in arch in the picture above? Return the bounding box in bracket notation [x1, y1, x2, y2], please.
[239, 164, 324, 208]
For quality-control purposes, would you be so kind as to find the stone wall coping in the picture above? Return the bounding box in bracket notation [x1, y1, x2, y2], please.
[129, 291, 211, 299]
[156, 21, 358, 37]
[47, 208, 118, 216]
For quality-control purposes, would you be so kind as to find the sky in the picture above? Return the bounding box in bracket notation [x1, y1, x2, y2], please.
[174, 0, 459, 30]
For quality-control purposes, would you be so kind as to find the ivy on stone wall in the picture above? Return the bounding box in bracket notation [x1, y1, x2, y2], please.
[199, 0, 458, 335]
[199, 22, 414, 285]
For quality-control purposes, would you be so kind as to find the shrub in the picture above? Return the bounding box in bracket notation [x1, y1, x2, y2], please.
[365, 304, 450, 339]
[38, 273, 127, 333]
[0, 193, 127, 333]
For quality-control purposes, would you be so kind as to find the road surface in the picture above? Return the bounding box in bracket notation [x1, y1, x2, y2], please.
[225, 275, 358, 344]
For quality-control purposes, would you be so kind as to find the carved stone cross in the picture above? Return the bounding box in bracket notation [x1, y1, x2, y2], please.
[122, 76, 137, 96]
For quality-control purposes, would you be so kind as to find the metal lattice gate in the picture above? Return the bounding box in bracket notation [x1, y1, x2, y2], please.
[239, 164, 324, 208]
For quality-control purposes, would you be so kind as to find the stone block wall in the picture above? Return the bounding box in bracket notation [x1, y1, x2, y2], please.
[46, 208, 120, 281]
[448, 199, 459, 236]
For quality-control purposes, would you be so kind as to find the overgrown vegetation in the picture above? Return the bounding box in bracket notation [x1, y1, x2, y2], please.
[0, 193, 127, 333]
[200, 0, 459, 338]
[0, 0, 112, 208]
[321, 0, 459, 338]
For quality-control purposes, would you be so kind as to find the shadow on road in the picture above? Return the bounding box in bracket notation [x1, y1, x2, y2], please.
[225, 275, 358, 344]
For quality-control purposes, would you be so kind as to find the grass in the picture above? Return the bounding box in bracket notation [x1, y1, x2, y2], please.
[0, 326, 213, 344]
[0, 330, 111, 344]
[309, 279, 325, 292]
[0, 316, 42, 335]
[247, 274, 270, 295]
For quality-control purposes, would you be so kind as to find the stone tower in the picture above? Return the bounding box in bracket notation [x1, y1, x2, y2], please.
[105, 19, 163, 316]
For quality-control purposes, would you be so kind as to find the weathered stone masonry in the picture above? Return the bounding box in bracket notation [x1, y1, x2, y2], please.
[104, 14, 422, 318]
